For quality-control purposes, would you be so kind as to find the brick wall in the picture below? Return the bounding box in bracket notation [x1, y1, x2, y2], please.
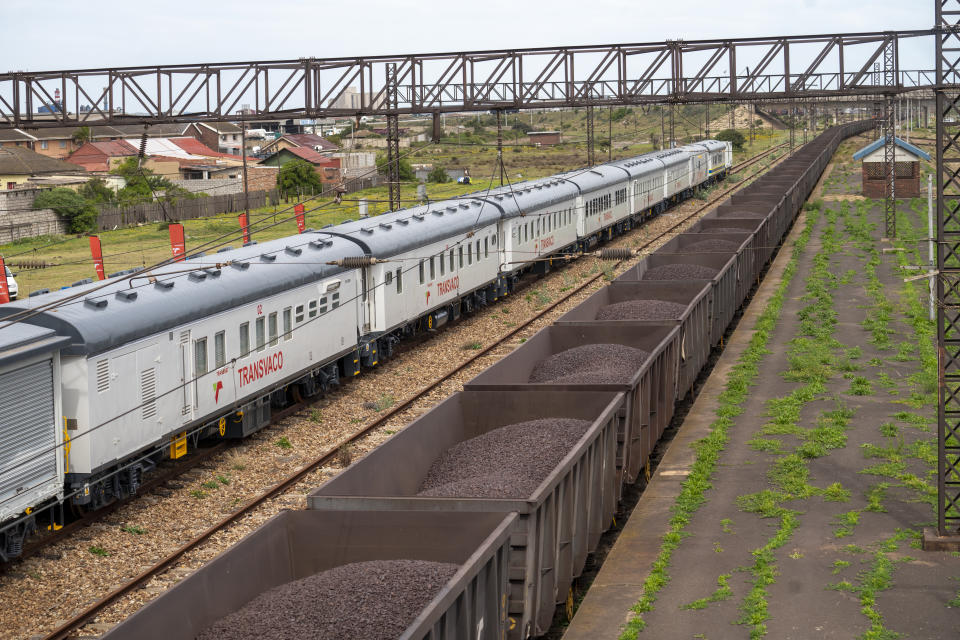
[0, 189, 67, 242]
[861, 162, 921, 198]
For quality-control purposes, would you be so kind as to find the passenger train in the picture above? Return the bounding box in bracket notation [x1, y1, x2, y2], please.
[0, 140, 731, 560]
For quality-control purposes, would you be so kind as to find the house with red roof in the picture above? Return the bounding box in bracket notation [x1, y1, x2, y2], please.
[259, 133, 338, 157]
[258, 146, 341, 184]
[66, 140, 138, 172]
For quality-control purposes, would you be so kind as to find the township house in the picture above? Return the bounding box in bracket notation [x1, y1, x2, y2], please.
[0, 124, 188, 161]
[68, 137, 241, 178]
[258, 146, 342, 185]
[0, 147, 85, 190]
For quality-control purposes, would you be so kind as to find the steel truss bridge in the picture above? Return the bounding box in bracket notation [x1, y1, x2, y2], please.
[0, 29, 939, 128]
[0, 10, 959, 545]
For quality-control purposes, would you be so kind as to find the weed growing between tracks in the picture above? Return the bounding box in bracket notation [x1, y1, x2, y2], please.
[617, 203, 823, 640]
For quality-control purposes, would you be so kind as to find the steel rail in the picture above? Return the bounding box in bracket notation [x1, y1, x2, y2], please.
[38, 142, 787, 640]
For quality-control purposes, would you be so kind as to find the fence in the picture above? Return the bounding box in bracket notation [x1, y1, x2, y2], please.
[96, 189, 276, 230]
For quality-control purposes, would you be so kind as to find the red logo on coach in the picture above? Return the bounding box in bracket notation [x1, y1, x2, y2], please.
[237, 352, 284, 387]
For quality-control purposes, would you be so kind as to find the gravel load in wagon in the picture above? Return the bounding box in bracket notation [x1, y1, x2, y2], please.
[528, 343, 649, 384]
[641, 264, 719, 280]
[596, 299, 689, 321]
[680, 239, 741, 253]
[418, 418, 592, 499]
[196, 559, 458, 640]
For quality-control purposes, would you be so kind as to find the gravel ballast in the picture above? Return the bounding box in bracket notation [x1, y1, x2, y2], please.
[642, 264, 719, 280]
[418, 418, 593, 499]
[196, 559, 458, 640]
[528, 343, 649, 384]
[680, 239, 740, 253]
[596, 300, 688, 321]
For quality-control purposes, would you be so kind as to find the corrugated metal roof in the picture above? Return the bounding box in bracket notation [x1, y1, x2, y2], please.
[0, 147, 86, 175]
[852, 136, 931, 161]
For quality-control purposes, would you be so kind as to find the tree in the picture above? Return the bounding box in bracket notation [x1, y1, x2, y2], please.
[715, 129, 746, 151]
[277, 158, 324, 196]
[34, 188, 99, 233]
[110, 157, 191, 206]
[78, 177, 116, 205]
[375, 153, 416, 181]
[71, 126, 92, 146]
[512, 121, 532, 134]
[426, 165, 451, 183]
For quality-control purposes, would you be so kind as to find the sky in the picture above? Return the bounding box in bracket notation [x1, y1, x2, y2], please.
[0, 0, 937, 72]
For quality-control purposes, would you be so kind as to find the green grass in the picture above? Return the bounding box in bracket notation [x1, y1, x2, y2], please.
[373, 393, 395, 412]
[616, 195, 821, 640]
[274, 436, 293, 450]
[88, 545, 110, 557]
[681, 574, 733, 610]
[120, 524, 147, 535]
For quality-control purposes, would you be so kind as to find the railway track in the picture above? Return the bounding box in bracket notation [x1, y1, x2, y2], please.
[38, 141, 788, 640]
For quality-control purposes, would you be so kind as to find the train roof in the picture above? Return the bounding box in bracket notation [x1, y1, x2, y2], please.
[0, 234, 364, 357]
[0, 322, 69, 367]
[328, 197, 505, 258]
[679, 140, 728, 154]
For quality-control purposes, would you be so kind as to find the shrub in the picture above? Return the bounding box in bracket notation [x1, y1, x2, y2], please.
[33, 188, 98, 233]
[427, 165, 451, 183]
[716, 129, 746, 151]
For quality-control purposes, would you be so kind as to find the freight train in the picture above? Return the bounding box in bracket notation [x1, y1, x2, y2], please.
[101, 122, 873, 640]
[0, 140, 731, 561]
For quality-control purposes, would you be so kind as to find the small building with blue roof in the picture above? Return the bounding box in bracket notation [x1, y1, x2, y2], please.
[852, 136, 931, 198]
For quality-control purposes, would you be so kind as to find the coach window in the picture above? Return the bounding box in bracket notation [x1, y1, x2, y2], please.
[467, 243, 472, 265]
[449, 249, 454, 272]
[214, 331, 226, 368]
[319, 296, 328, 314]
[268, 312, 278, 347]
[283, 307, 292, 341]
[459, 246, 464, 268]
[332, 292, 340, 309]
[396, 268, 402, 293]
[430, 256, 435, 280]
[308, 300, 318, 319]
[239, 322, 250, 357]
[419, 260, 424, 284]
[295, 304, 304, 323]
[484, 237, 489, 258]
[523, 224, 528, 243]
[439, 252, 445, 276]
[475, 240, 481, 259]
[194, 338, 208, 377]
[255, 317, 266, 352]
[386, 270, 393, 289]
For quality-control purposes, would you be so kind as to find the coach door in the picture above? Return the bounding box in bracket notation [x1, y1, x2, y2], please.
[178, 330, 193, 423]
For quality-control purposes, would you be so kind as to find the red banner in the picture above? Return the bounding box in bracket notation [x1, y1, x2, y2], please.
[0, 256, 9, 304]
[89, 236, 106, 281]
[169, 223, 186, 262]
[239, 213, 251, 244]
[294, 204, 305, 233]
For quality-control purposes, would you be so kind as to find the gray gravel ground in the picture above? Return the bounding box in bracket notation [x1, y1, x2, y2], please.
[195, 559, 459, 640]
[642, 264, 719, 280]
[418, 418, 592, 498]
[596, 300, 688, 321]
